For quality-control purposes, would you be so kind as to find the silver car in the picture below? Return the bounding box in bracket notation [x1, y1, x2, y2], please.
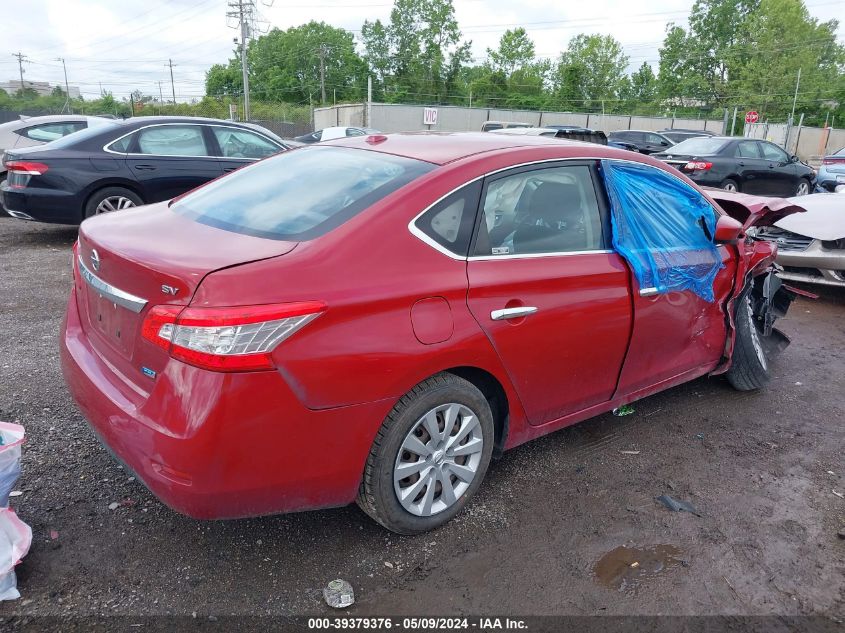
[817, 147, 845, 192]
[754, 193, 845, 287]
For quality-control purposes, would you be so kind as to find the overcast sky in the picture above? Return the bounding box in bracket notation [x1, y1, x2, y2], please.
[3, 0, 843, 102]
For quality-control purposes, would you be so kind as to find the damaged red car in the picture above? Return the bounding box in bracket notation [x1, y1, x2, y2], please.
[60, 133, 803, 534]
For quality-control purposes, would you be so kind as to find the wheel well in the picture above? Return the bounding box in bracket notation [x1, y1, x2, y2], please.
[444, 367, 509, 457]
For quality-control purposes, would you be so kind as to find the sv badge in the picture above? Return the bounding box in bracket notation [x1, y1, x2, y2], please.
[161, 284, 180, 296]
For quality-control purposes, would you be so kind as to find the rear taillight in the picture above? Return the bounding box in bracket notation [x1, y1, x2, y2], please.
[822, 157, 845, 165]
[684, 161, 712, 171]
[5, 160, 49, 189]
[141, 301, 326, 372]
[5, 161, 49, 175]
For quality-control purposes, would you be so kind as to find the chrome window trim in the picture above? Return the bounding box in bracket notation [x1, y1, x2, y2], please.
[102, 122, 282, 158]
[407, 155, 722, 262]
[77, 254, 148, 314]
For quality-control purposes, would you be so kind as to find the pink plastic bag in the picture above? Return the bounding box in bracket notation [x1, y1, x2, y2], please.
[0, 422, 29, 601]
[0, 507, 31, 600]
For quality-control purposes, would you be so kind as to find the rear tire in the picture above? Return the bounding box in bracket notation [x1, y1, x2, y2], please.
[726, 287, 771, 391]
[84, 187, 143, 219]
[357, 373, 494, 534]
[720, 178, 740, 193]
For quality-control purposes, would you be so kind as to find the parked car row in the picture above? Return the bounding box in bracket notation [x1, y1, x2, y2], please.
[1, 116, 297, 224]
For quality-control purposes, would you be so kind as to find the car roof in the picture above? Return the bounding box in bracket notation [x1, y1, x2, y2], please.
[0, 114, 105, 129]
[326, 131, 621, 165]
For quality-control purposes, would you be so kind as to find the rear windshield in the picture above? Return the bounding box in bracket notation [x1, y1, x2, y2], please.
[667, 137, 729, 155]
[172, 146, 434, 240]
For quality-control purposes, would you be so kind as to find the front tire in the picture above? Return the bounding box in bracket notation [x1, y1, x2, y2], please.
[726, 287, 771, 391]
[794, 178, 810, 196]
[357, 373, 494, 534]
[84, 187, 142, 219]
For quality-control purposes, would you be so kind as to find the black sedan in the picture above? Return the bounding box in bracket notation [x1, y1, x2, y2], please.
[661, 128, 717, 143]
[653, 136, 815, 196]
[607, 129, 675, 154]
[1, 116, 295, 224]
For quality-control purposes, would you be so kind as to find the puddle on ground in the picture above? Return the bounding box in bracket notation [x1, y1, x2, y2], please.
[593, 545, 684, 591]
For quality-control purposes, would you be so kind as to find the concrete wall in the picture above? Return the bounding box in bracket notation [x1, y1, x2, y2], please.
[744, 122, 845, 160]
[314, 103, 724, 136]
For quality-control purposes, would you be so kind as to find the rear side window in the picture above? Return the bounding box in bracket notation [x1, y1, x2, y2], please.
[414, 182, 482, 256]
[735, 141, 760, 158]
[134, 125, 208, 156]
[172, 146, 434, 241]
[474, 165, 604, 256]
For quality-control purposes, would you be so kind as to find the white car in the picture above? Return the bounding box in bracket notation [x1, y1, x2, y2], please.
[754, 192, 845, 287]
[0, 115, 114, 154]
[295, 126, 381, 143]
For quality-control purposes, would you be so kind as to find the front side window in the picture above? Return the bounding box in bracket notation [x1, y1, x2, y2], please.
[345, 128, 366, 137]
[135, 125, 208, 156]
[212, 127, 280, 159]
[759, 142, 788, 163]
[646, 133, 668, 145]
[20, 121, 86, 142]
[474, 165, 603, 256]
[600, 160, 722, 301]
[172, 146, 434, 241]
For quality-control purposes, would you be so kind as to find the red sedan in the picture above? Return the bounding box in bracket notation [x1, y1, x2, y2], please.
[60, 133, 802, 534]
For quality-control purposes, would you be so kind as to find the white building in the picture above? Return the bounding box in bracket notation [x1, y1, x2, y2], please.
[0, 80, 81, 99]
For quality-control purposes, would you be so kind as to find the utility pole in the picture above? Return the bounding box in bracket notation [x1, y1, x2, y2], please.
[167, 58, 177, 104]
[227, 0, 253, 121]
[367, 75, 372, 128]
[11, 52, 28, 92]
[790, 67, 801, 124]
[55, 57, 71, 113]
[318, 44, 328, 105]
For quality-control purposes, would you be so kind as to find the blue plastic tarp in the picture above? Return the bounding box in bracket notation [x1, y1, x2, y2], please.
[601, 160, 723, 302]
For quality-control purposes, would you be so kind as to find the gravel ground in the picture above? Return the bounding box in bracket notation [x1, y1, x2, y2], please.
[0, 217, 842, 622]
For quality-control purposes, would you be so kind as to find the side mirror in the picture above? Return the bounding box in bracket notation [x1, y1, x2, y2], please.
[714, 215, 743, 243]
[790, 154, 799, 163]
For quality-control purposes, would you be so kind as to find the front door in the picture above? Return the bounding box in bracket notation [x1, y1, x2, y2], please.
[757, 141, 797, 196]
[605, 161, 737, 395]
[466, 163, 632, 425]
[126, 124, 221, 202]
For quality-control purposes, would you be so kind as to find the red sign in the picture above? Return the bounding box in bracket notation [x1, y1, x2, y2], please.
[745, 110, 759, 124]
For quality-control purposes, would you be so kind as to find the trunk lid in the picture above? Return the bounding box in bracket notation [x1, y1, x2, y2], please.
[76, 201, 296, 392]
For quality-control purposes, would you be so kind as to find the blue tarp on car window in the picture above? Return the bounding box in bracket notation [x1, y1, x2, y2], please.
[600, 160, 723, 302]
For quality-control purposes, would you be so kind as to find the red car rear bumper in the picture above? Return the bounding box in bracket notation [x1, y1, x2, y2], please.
[60, 287, 391, 519]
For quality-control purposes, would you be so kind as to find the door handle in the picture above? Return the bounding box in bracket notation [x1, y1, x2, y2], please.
[738, 161, 745, 166]
[491, 306, 538, 321]
[223, 166, 239, 172]
[133, 164, 156, 171]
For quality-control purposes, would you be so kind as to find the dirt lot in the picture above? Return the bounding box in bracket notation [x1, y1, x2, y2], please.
[0, 217, 842, 622]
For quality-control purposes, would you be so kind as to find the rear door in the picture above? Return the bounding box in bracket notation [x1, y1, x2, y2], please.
[209, 125, 284, 174]
[466, 162, 632, 425]
[732, 140, 767, 193]
[126, 124, 221, 202]
[757, 141, 797, 196]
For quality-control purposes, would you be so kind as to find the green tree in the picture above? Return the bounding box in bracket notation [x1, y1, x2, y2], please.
[361, 0, 470, 103]
[205, 60, 242, 97]
[734, 0, 844, 120]
[487, 27, 535, 75]
[554, 34, 628, 110]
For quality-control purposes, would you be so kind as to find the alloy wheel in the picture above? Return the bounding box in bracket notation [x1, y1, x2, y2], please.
[796, 181, 810, 196]
[393, 403, 484, 517]
[723, 182, 738, 192]
[96, 196, 137, 214]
